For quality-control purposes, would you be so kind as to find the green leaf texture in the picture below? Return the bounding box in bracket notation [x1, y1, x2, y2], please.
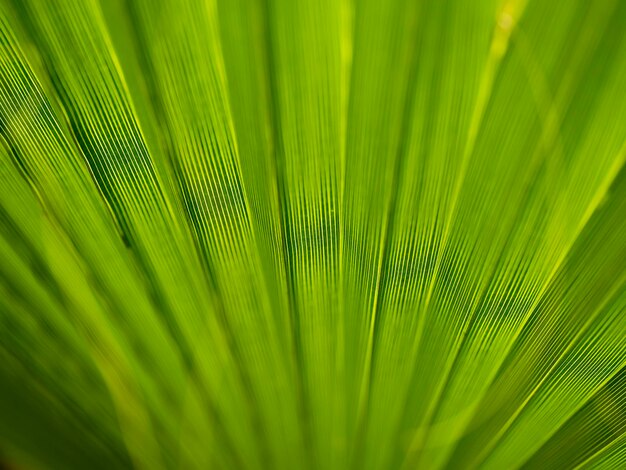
[0, 0, 625, 468]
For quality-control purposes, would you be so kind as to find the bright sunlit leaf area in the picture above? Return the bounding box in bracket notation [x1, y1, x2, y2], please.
[0, 0, 625, 468]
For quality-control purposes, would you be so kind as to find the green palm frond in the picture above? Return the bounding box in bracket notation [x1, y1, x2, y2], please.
[0, 0, 625, 468]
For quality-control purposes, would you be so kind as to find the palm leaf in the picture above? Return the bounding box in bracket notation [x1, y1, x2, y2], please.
[0, 0, 625, 468]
